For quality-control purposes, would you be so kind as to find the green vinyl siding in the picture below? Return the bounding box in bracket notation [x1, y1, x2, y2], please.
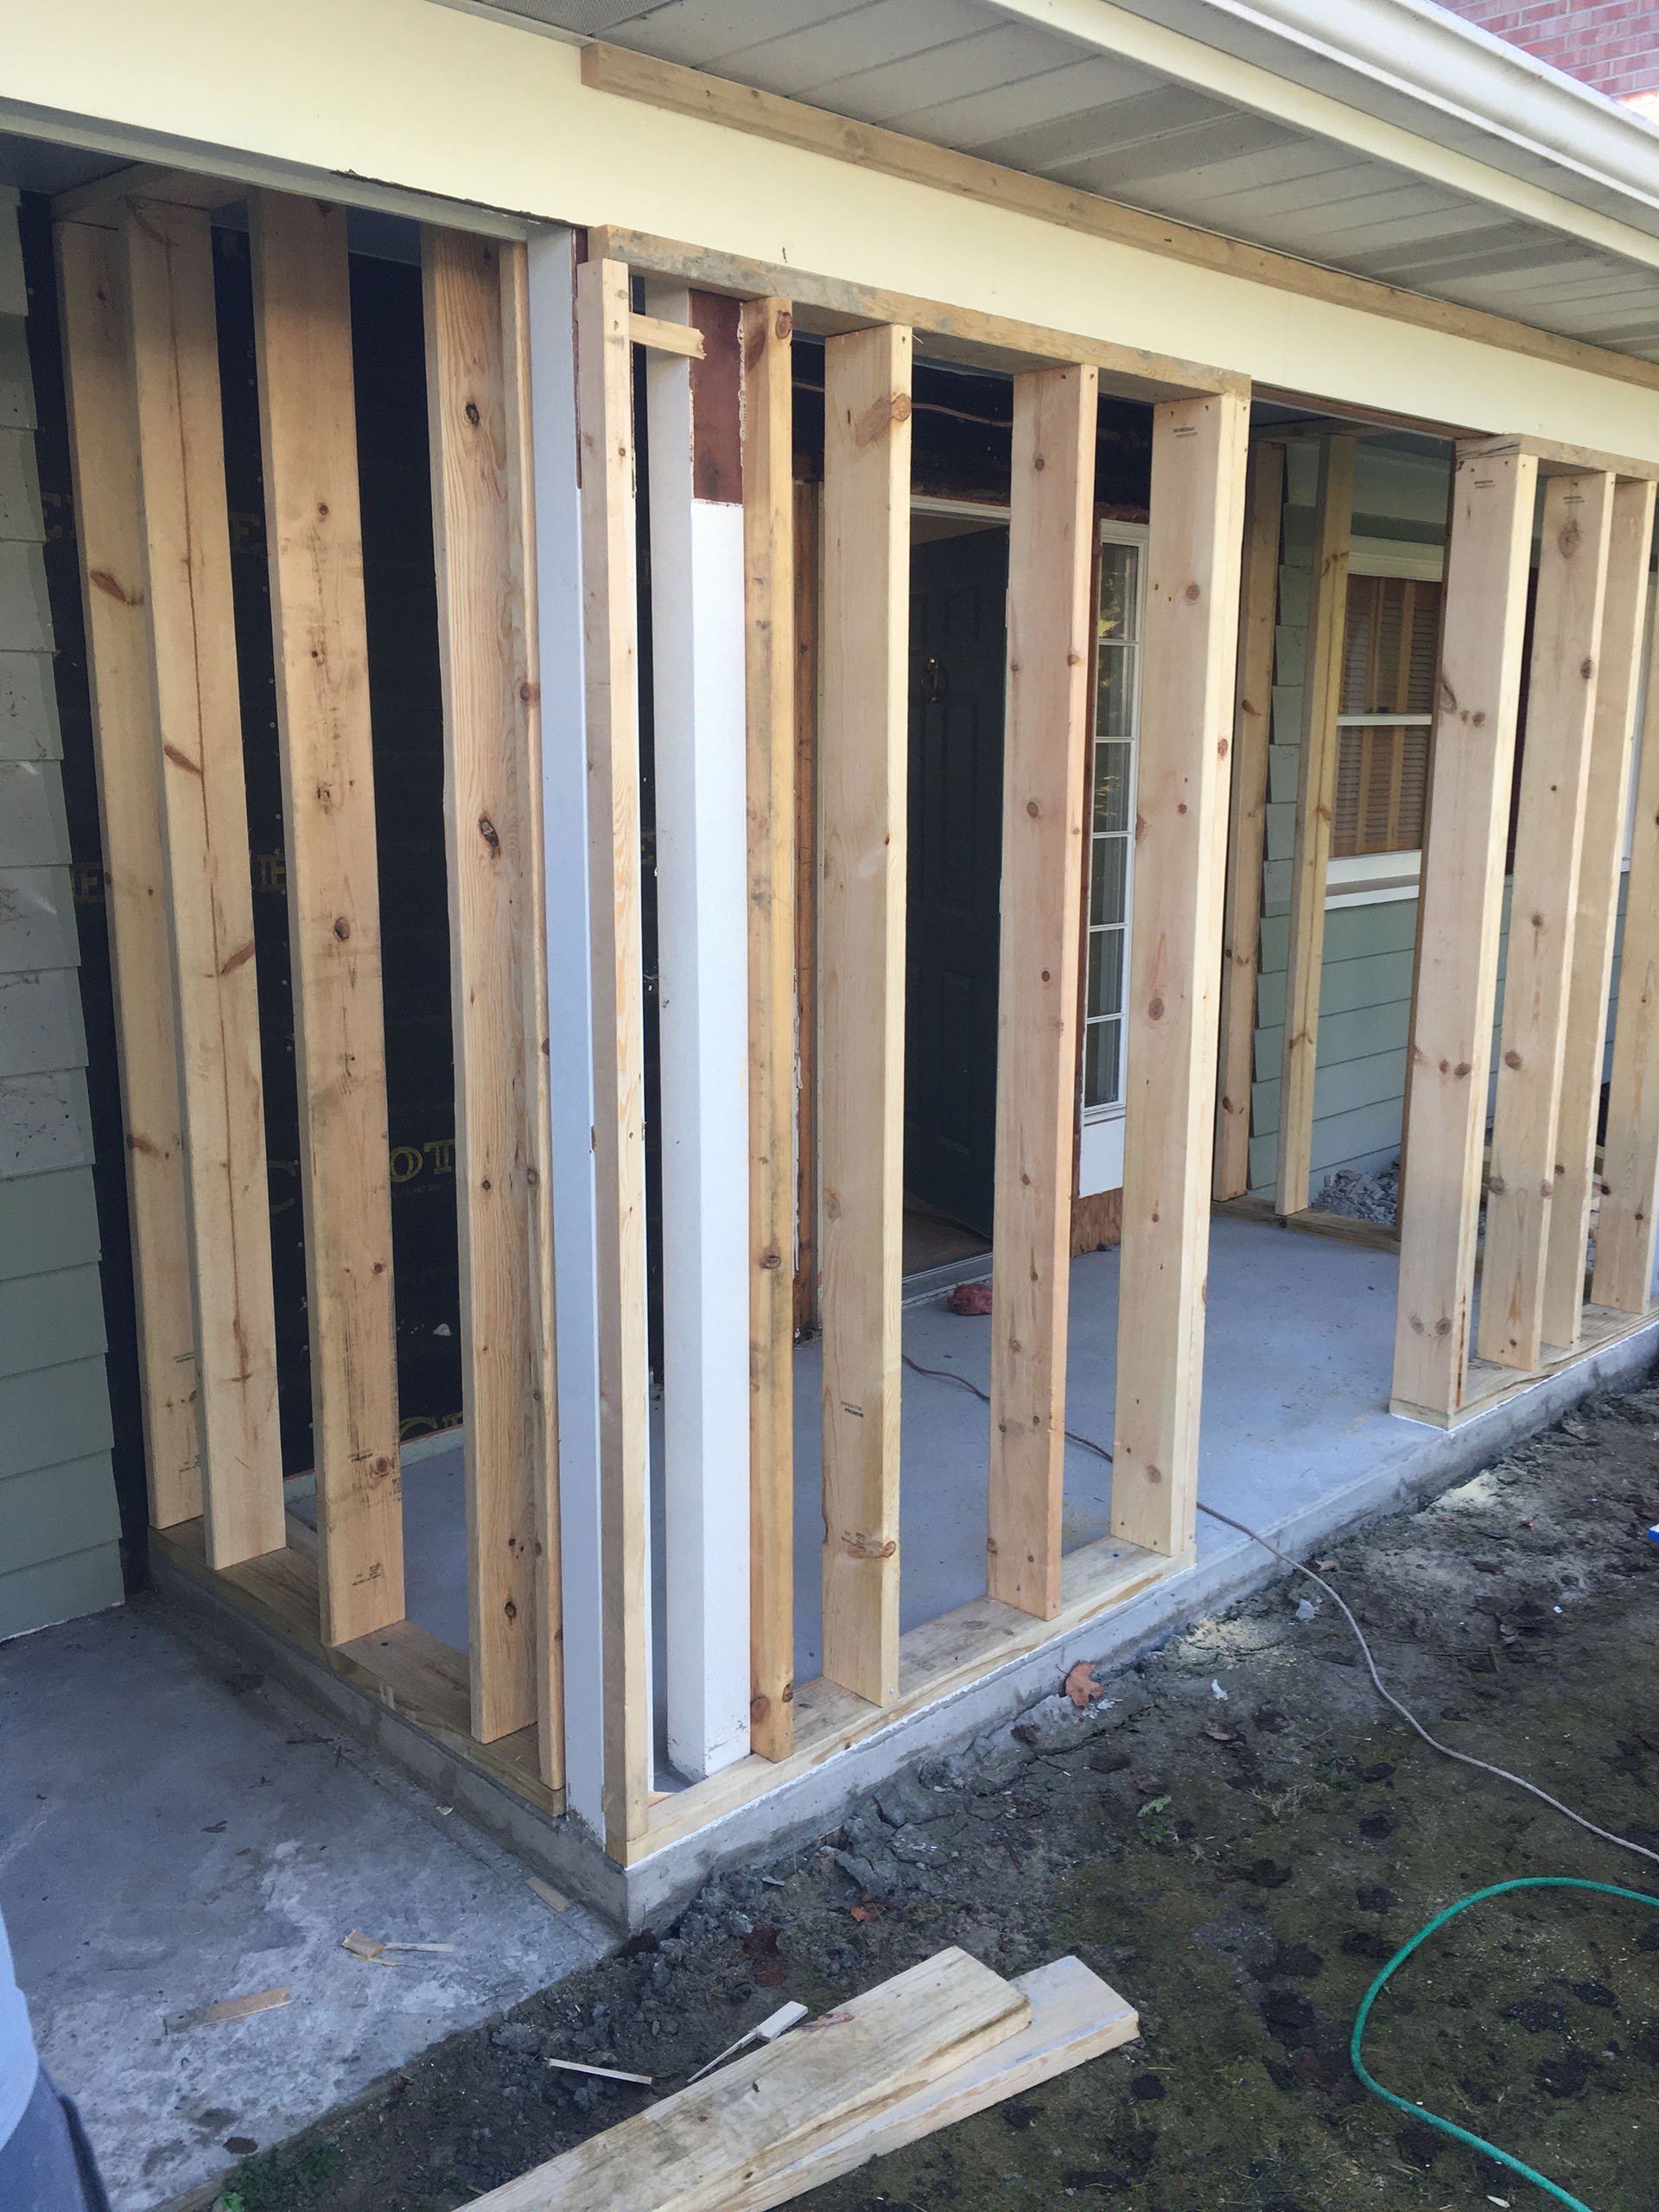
[0, 186, 121, 1637]
[1246, 426, 1635, 1199]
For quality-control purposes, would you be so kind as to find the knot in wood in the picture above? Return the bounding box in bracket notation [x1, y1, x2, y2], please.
[1184, 582, 1200, 602]
[333, 916, 351, 940]
[760, 1249, 783, 1270]
[1504, 1049, 1522, 1069]
[1027, 799, 1040, 817]
[478, 814, 501, 854]
[465, 401, 481, 427]
[503, 1599, 518, 1622]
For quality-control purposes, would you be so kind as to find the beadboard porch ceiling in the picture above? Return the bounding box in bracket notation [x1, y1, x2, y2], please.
[462, 0, 1659, 361]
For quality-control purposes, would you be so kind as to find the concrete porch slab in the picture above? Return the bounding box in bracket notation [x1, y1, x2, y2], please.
[0, 1599, 610, 2212]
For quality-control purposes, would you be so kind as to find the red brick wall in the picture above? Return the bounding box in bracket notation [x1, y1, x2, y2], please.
[1434, 1, 1659, 103]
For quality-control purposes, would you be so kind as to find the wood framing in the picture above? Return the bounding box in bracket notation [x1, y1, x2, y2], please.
[575, 257, 652, 1846]
[1274, 435, 1355, 1217]
[819, 321, 912, 1707]
[424, 227, 558, 1755]
[54, 217, 200, 1530]
[988, 364, 1098, 1620]
[503, 239, 564, 1794]
[1111, 391, 1251, 1558]
[122, 195, 283, 1570]
[250, 190, 403, 1646]
[1215, 438, 1284, 1202]
[1594, 546, 1659, 1315]
[742, 295, 797, 1760]
[1542, 477, 1656, 1347]
[1478, 469, 1614, 1372]
[579, 45, 1659, 401]
[792, 480, 821, 1338]
[586, 228, 1233, 404]
[1392, 445, 1539, 1420]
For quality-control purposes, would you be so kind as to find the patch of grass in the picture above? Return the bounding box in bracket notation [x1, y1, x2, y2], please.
[223, 2134, 344, 2212]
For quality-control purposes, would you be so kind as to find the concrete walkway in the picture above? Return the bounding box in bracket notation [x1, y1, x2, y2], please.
[0, 1599, 609, 2212]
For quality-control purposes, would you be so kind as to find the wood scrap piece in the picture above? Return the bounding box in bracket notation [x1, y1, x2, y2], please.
[743, 1956, 1137, 2211]
[527, 1875, 574, 1913]
[546, 2058, 654, 2086]
[340, 1929, 398, 1967]
[164, 1986, 289, 2033]
[467, 1948, 1027, 2212]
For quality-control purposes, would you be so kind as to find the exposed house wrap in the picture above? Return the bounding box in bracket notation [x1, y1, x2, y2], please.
[0, 184, 122, 1640]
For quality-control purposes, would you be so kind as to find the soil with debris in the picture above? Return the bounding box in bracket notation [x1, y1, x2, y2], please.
[212, 1375, 1659, 2212]
[1310, 1162, 1400, 1224]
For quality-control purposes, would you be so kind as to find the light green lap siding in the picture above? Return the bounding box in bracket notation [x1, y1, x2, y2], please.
[0, 1545, 123, 1642]
[0, 1453, 122, 1575]
[0, 188, 121, 1637]
[0, 1167, 100, 1280]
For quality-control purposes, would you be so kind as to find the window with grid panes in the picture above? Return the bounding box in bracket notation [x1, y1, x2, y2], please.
[1332, 574, 1440, 857]
[1082, 531, 1144, 1112]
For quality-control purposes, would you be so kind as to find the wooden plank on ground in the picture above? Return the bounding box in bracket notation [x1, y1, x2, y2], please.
[467, 1948, 1028, 2212]
[1478, 469, 1614, 1372]
[424, 227, 551, 1744]
[988, 363, 1097, 1620]
[1594, 519, 1659, 1315]
[1111, 391, 1250, 1558]
[123, 196, 283, 1569]
[1391, 446, 1539, 1420]
[54, 217, 200, 1529]
[251, 190, 402, 1646]
[1214, 438, 1283, 1202]
[1274, 434, 1354, 1217]
[1542, 477, 1656, 1348]
[742, 295, 797, 1760]
[747, 1957, 1137, 2212]
[819, 322, 912, 1707]
[575, 257, 652, 1847]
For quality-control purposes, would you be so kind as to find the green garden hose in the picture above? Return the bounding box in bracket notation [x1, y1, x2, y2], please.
[1351, 1876, 1659, 2209]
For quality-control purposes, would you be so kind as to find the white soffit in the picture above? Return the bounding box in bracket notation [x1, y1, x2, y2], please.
[467, 0, 1659, 363]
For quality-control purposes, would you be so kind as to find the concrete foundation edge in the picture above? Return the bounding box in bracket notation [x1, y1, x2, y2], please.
[152, 1320, 1656, 1931]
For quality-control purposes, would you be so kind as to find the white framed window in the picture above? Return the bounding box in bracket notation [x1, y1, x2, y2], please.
[1078, 521, 1147, 1195]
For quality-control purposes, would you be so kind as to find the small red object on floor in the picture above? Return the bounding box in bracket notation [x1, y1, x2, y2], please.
[948, 1279, 993, 1316]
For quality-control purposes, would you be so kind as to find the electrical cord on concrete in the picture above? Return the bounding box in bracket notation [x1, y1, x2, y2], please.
[899, 1350, 1659, 1874]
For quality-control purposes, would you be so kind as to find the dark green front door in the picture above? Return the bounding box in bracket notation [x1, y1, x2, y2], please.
[903, 524, 1008, 1238]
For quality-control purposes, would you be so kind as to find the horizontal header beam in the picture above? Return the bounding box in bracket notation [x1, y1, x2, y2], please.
[587, 225, 1237, 403]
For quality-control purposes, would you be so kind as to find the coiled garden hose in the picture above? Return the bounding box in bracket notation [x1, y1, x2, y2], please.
[1351, 1875, 1659, 2209]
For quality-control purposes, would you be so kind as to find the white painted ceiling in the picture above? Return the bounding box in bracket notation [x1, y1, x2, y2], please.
[470, 0, 1659, 362]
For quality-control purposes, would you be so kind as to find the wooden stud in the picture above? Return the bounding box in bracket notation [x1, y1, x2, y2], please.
[503, 238, 564, 1793]
[1392, 447, 1539, 1420]
[629, 310, 704, 359]
[54, 219, 200, 1530]
[1214, 439, 1284, 1202]
[742, 296, 797, 1759]
[791, 480, 821, 1339]
[250, 191, 403, 1646]
[1274, 435, 1355, 1217]
[819, 323, 912, 1707]
[1543, 478, 1656, 1348]
[1478, 470, 1614, 1372]
[1593, 531, 1659, 1315]
[987, 365, 1098, 1620]
[123, 197, 283, 1570]
[423, 228, 554, 1747]
[1111, 391, 1250, 1558]
[575, 257, 652, 1847]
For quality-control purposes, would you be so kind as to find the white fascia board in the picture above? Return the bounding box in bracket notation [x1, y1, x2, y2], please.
[983, 0, 1659, 270]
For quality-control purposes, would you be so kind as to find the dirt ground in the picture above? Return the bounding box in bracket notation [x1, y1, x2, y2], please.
[210, 1371, 1659, 2212]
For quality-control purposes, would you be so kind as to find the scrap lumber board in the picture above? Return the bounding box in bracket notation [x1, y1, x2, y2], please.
[467, 1948, 1026, 2212]
[746, 1955, 1136, 2211]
